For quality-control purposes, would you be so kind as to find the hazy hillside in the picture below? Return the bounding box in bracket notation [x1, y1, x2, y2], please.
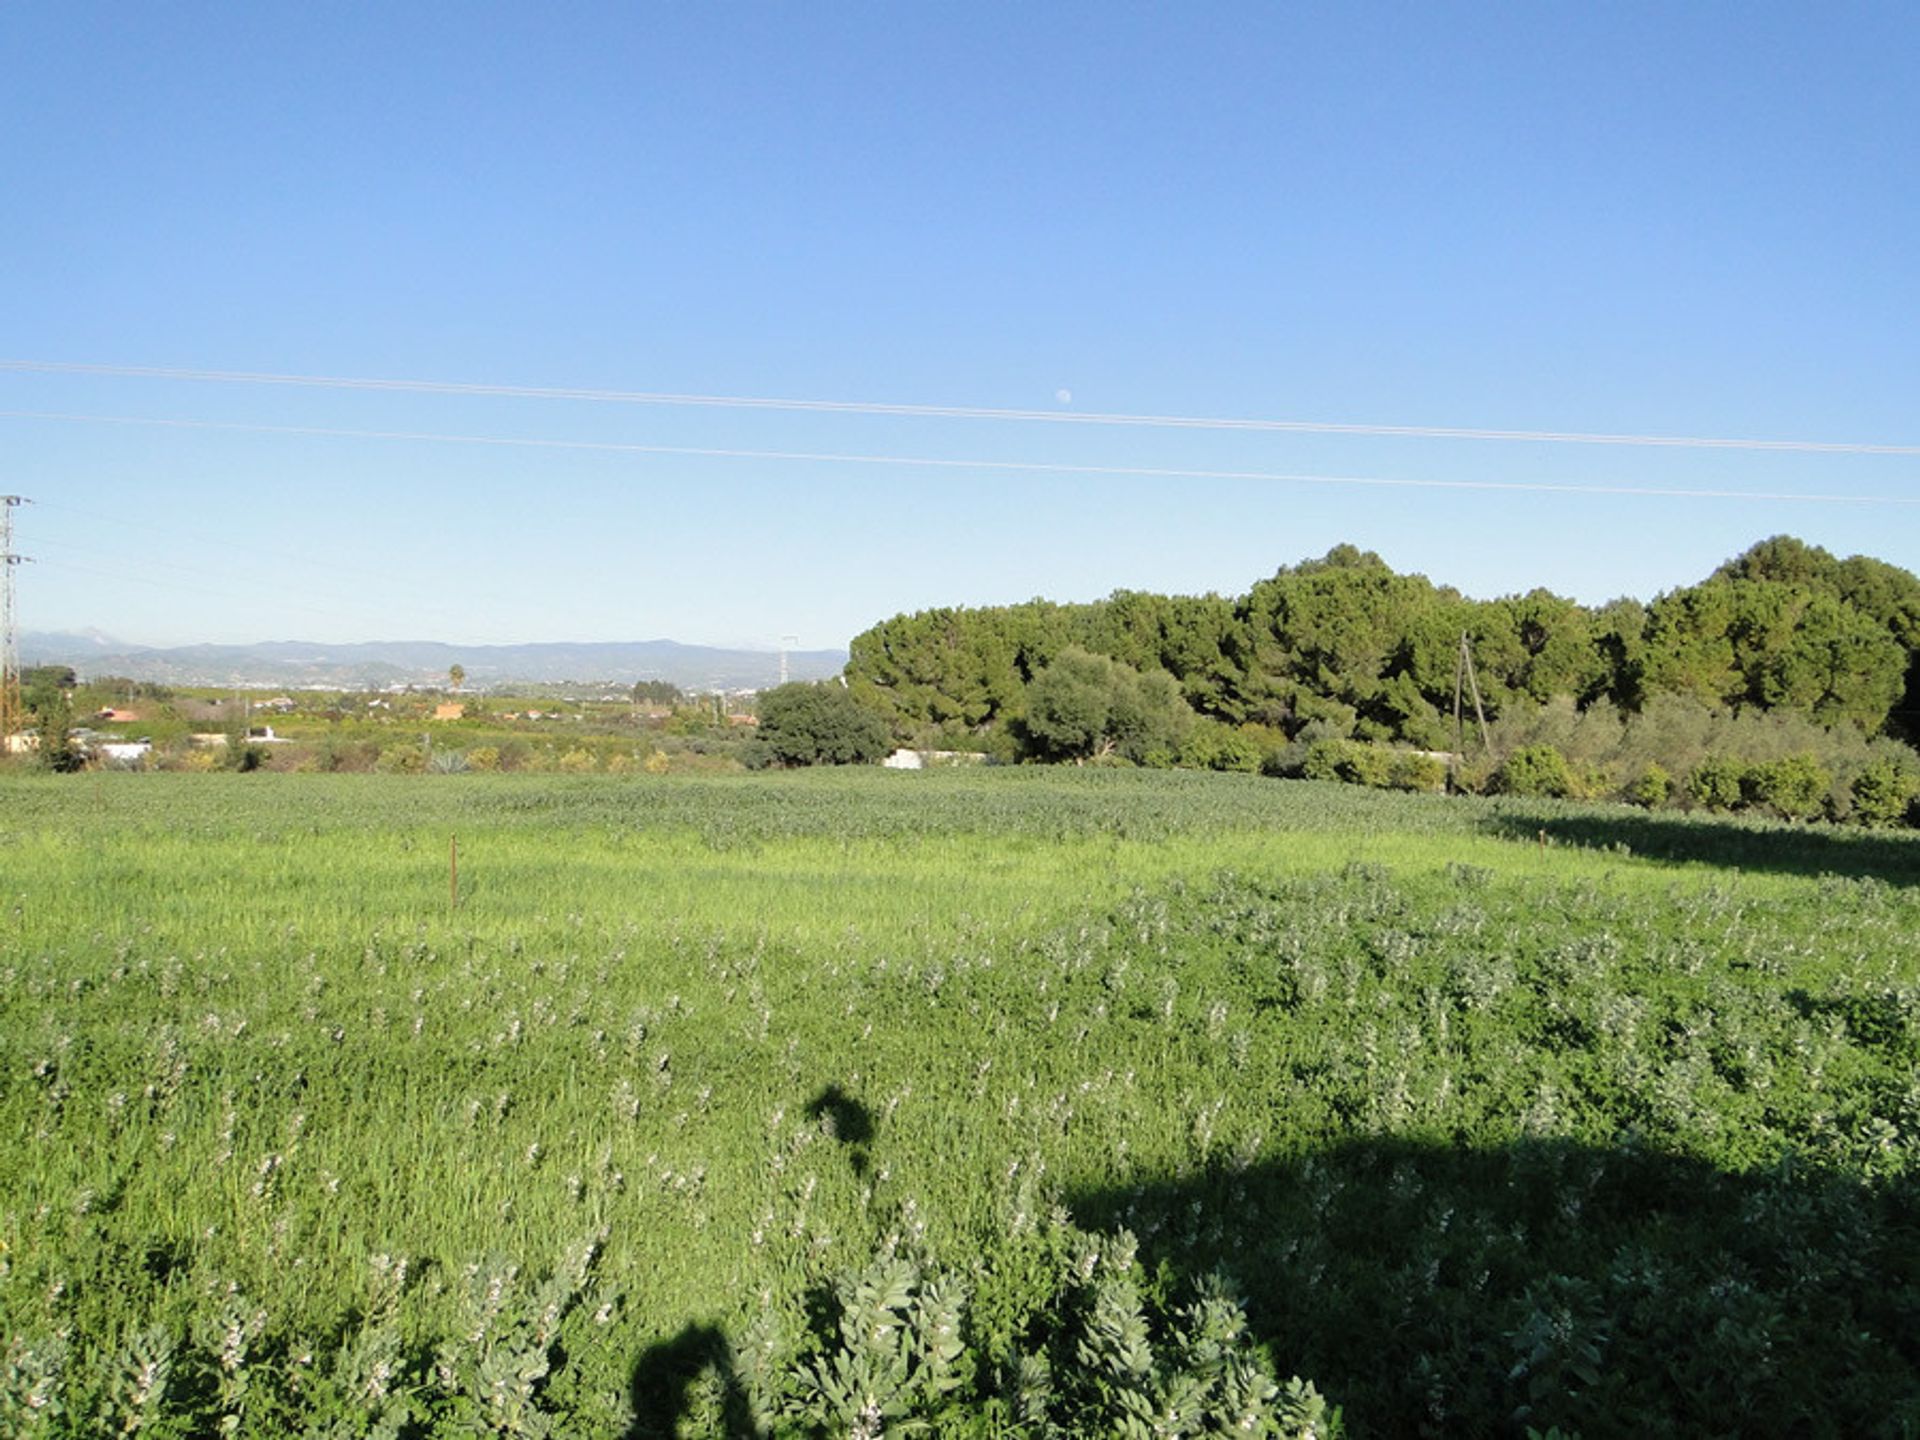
[19, 632, 848, 691]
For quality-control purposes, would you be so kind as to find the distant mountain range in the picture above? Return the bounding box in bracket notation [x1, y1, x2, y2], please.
[19, 631, 848, 691]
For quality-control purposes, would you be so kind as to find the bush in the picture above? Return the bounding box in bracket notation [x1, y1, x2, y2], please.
[1686, 756, 1748, 811]
[1627, 763, 1671, 808]
[1300, 738, 1347, 782]
[1178, 718, 1263, 773]
[1494, 744, 1574, 798]
[374, 745, 425, 775]
[466, 746, 500, 773]
[1742, 753, 1831, 821]
[1850, 757, 1919, 827]
[1298, 739, 1397, 789]
[758, 682, 892, 767]
[556, 747, 598, 774]
[1387, 751, 1448, 792]
[1021, 650, 1193, 766]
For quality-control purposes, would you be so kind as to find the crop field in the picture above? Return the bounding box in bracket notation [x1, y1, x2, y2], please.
[3, 769, 1918, 1437]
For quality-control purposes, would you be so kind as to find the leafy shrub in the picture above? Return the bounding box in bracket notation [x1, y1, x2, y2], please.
[1299, 738, 1346, 783]
[467, 745, 501, 772]
[1686, 756, 1748, 811]
[1494, 745, 1574, 798]
[556, 747, 598, 774]
[1301, 739, 1392, 788]
[1626, 762, 1671, 808]
[1850, 757, 1919, 827]
[373, 745, 424, 775]
[1387, 751, 1447, 792]
[758, 682, 893, 767]
[1741, 753, 1831, 821]
[1179, 718, 1264, 773]
[1021, 650, 1193, 766]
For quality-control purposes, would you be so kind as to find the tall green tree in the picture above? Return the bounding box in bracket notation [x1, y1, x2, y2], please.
[754, 682, 891, 767]
[1019, 648, 1192, 764]
[1645, 577, 1905, 731]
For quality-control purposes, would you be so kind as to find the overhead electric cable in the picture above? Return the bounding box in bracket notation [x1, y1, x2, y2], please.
[2, 408, 1913, 507]
[3, 358, 1918, 457]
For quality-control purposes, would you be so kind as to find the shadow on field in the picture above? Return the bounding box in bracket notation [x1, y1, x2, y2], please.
[1482, 806, 1920, 886]
[1066, 1136, 1920, 1437]
[805, 1084, 874, 1179]
[627, 1322, 749, 1438]
[625, 1085, 879, 1436]
[626, 1135, 1919, 1437]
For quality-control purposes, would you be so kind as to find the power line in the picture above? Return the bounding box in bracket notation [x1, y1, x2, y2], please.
[1, 407, 1915, 507]
[4, 357, 1919, 458]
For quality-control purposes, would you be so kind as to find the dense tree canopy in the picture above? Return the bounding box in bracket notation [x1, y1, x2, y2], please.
[842, 538, 1920, 759]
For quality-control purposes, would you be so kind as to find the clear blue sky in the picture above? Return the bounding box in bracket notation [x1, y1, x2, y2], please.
[3, 3, 1916, 650]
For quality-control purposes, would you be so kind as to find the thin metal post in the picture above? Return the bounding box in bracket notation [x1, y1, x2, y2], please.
[0, 497, 30, 750]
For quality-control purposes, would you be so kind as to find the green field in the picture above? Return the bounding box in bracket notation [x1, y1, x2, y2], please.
[3, 770, 1918, 1436]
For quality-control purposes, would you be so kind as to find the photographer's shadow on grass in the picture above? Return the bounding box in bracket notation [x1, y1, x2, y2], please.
[1064, 1135, 1918, 1438]
[1482, 803, 1920, 887]
[626, 1133, 1918, 1437]
[803, 1083, 874, 1180]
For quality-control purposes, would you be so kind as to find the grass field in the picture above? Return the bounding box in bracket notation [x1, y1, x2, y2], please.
[3, 769, 1918, 1436]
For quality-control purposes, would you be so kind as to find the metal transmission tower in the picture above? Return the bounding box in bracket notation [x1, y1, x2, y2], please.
[0, 496, 29, 749]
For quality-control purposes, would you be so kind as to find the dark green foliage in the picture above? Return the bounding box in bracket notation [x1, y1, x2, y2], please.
[32, 694, 84, 773]
[755, 682, 892, 767]
[20, 665, 77, 711]
[845, 600, 1073, 741]
[1494, 744, 1575, 798]
[1020, 648, 1193, 765]
[842, 538, 1920, 806]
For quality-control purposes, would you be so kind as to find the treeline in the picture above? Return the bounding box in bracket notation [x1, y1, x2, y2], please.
[845, 536, 1920, 822]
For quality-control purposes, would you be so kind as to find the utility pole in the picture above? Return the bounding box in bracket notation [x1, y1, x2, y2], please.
[0, 496, 30, 750]
[1450, 630, 1492, 790]
[779, 634, 798, 687]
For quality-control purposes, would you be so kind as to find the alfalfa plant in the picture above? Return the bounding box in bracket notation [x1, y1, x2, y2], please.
[430, 1230, 608, 1439]
[1, 1333, 70, 1440]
